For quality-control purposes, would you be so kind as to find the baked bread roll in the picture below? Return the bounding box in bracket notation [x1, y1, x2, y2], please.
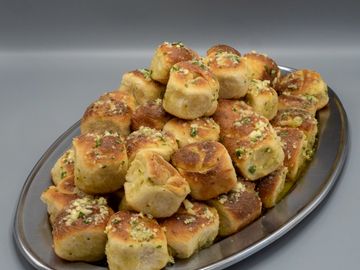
[150, 41, 199, 84]
[271, 108, 318, 149]
[126, 126, 178, 162]
[223, 134, 284, 181]
[276, 69, 329, 110]
[256, 166, 288, 208]
[131, 99, 171, 131]
[56, 177, 78, 194]
[163, 117, 220, 148]
[208, 181, 262, 236]
[161, 201, 219, 258]
[81, 91, 134, 136]
[41, 181, 82, 225]
[73, 132, 128, 194]
[171, 141, 237, 200]
[275, 127, 309, 181]
[105, 211, 169, 270]
[205, 50, 250, 99]
[278, 94, 317, 116]
[213, 100, 284, 180]
[52, 197, 113, 262]
[246, 79, 278, 120]
[124, 151, 190, 218]
[119, 69, 165, 105]
[212, 99, 253, 135]
[243, 51, 281, 86]
[51, 148, 75, 185]
[206, 44, 241, 57]
[162, 60, 219, 119]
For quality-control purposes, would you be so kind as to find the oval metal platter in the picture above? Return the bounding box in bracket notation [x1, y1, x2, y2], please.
[13, 66, 348, 270]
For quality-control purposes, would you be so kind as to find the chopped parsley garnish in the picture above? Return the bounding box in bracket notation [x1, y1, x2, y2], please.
[112, 219, 120, 224]
[227, 54, 240, 63]
[191, 60, 208, 70]
[171, 65, 180, 72]
[190, 127, 198, 137]
[235, 148, 245, 158]
[241, 117, 252, 125]
[264, 147, 272, 153]
[171, 41, 184, 47]
[78, 212, 85, 219]
[115, 139, 121, 144]
[60, 170, 67, 179]
[95, 137, 102, 148]
[137, 68, 152, 80]
[248, 165, 256, 174]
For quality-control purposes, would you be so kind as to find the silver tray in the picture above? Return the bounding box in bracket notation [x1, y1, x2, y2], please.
[13, 66, 348, 270]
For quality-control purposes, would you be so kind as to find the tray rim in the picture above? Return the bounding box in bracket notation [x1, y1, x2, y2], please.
[13, 66, 349, 270]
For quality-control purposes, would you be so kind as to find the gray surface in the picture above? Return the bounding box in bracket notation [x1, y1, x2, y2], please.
[1, 0, 359, 269]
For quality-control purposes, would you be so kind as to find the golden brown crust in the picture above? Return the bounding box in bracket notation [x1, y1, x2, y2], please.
[103, 90, 137, 112]
[159, 42, 199, 63]
[150, 41, 199, 84]
[246, 79, 278, 120]
[205, 52, 250, 99]
[174, 60, 219, 85]
[124, 151, 190, 217]
[212, 99, 254, 137]
[120, 69, 165, 106]
[52, 197, 113, 262]
[171, 141, 237, 200]
[81, 90, 134, 136]
[214, 100, 273, 140]
[162, 59, 219, 119]
[206, 52, 244, 70]
[126, 126, 178, 161]
[243, 52, 281, 85]
[105, 211, 166, 243]
[213, 99, 284, 180]
[131, 99, 171, 131]
[73, 132, 128, 194]
[163, 117, 220, 148]
[222, 131, 284, 181]
[275, 69, 329, 110]
[162, 203, 218, 237]
[53, 197, 113, 236]
[56, 177, 77, 194]
[41, 185, 82, 225]
[208, 181, 262, 236]
[256, 166, 287, 208]
[207, 44, 241, 57]
[278, 94, 317, 116]
[73, 132, 127, 170]
[42, 185, 79, 206]
[271, 108, 318, 148]
[161, 201, 219, 258]
[275, 127, 308, 181]
[105, 211, 169, 270]
[51, 148, 75, 185]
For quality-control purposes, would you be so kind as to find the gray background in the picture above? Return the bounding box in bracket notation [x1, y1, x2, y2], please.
[1, 0, 359, 269]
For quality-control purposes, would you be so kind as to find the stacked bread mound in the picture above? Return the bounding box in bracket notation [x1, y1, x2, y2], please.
[41, 41, 329, 270]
